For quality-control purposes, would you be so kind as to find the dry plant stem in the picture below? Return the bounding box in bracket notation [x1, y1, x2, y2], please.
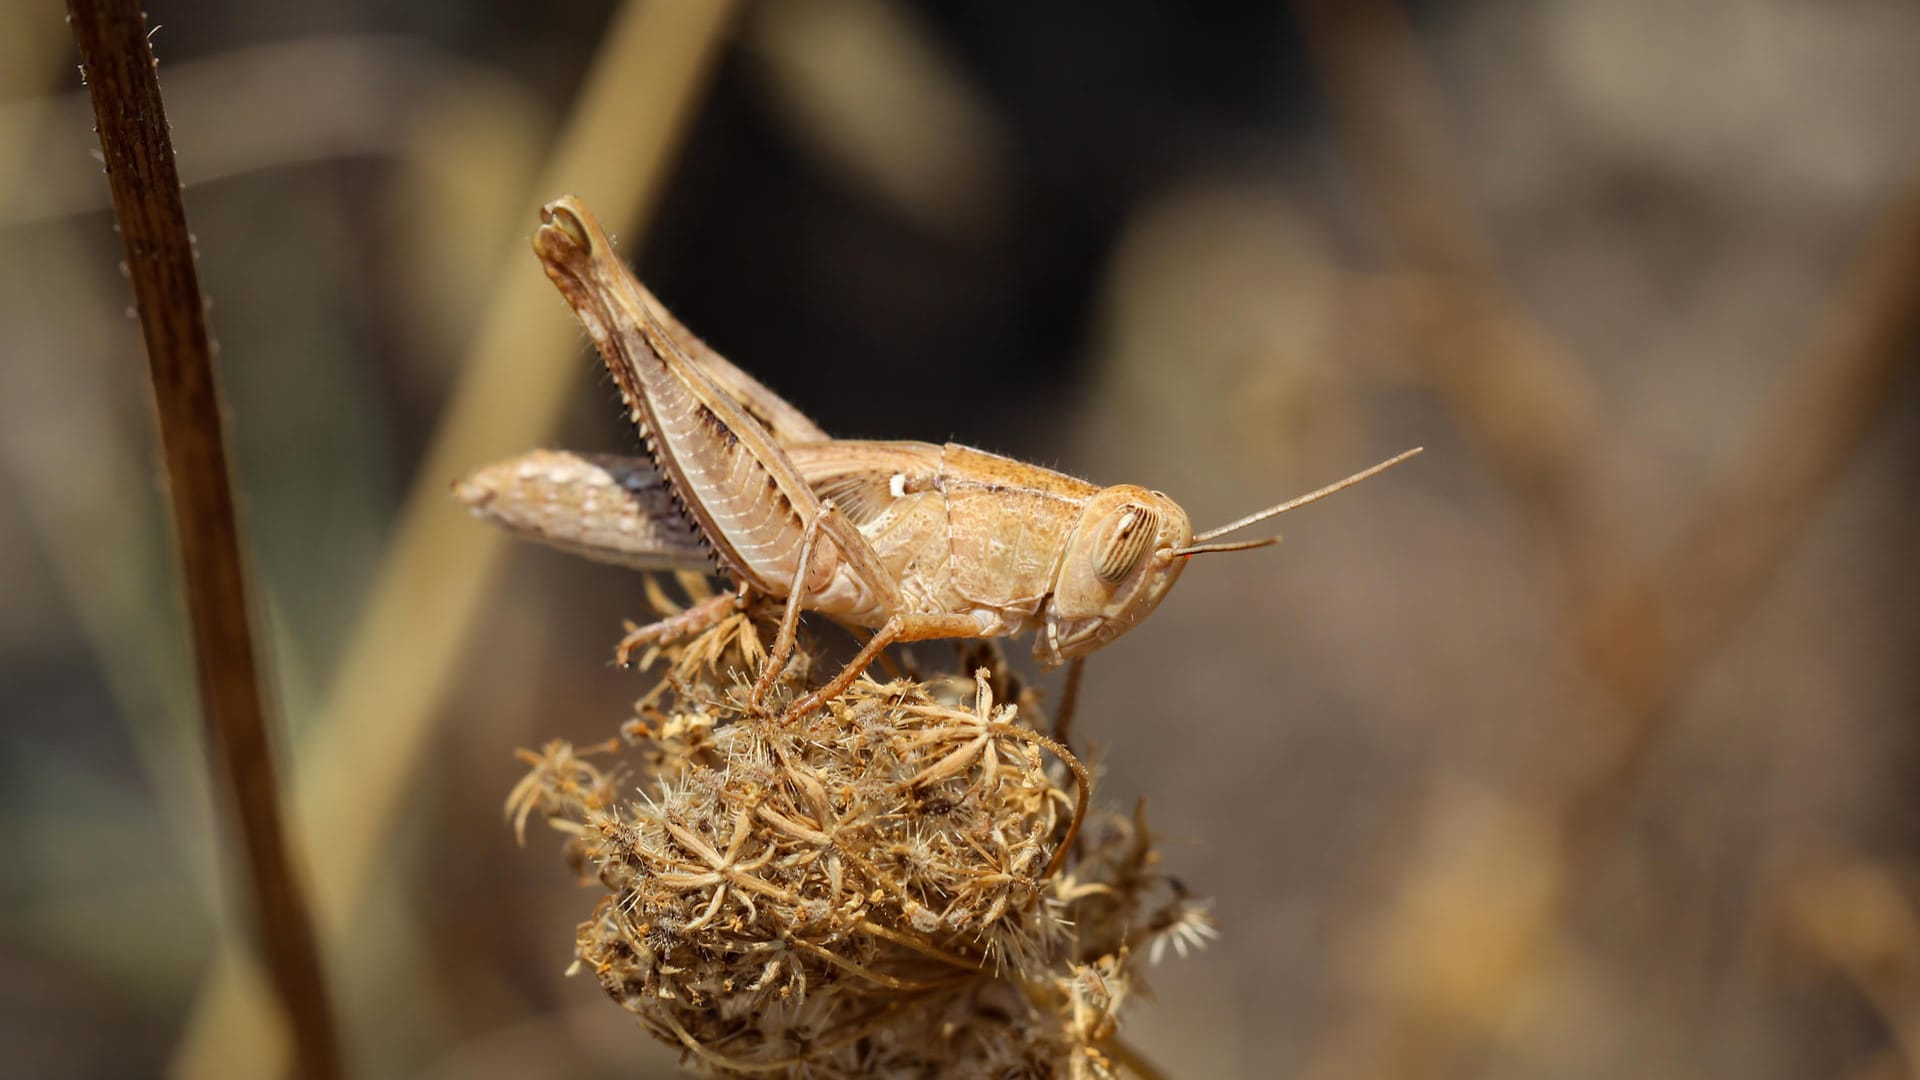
[1561, 169, 1920, 851]
[855, 918, 981, 971]
[1298, 9, 1920, 1074]
[996, 722, 1092, 880]
[65, 1, 342, 1077]
[782, 935, 973, 992]
[1297, 3, 1920, 1075]
[1052, 655, 1086, 748]
[171, 1, 739, 1073]
[4, 36, 533, 226]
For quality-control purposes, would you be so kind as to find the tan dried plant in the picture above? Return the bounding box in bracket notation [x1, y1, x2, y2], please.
[507, 576, 1214, 1077]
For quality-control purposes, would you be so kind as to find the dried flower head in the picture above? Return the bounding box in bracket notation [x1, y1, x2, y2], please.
[511, 582, 1212, 1078]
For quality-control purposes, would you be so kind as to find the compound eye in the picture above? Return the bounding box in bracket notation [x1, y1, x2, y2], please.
[1093, 505, 1159, 584]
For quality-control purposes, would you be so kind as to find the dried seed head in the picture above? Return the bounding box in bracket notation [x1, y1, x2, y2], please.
[512, 594, 1212, 1077]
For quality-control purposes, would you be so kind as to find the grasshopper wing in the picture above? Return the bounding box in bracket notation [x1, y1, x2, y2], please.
[454, 450, 709, 571]
[455, 249, 828, 567]
[457, 443, 937, 572]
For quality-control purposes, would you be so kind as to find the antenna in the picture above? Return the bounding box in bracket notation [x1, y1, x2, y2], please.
[1182, 447, 1423, 547]
[1169, 536, 1282, 557]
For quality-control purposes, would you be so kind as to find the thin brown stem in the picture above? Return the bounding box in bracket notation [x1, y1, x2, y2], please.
[784, 935, 975, 992]
[65, 1, 341, 1076]
[1051, 655, 1086, 750]
[173, 1, 742, 1072]
[855, 918, 983, 972]
[988, 723, 1091, 881]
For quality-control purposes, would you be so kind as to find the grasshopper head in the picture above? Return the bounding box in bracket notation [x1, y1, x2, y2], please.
[1036, 485, 1192, 669]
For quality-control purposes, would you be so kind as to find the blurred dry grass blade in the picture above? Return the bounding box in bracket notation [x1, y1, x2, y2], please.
[0, 29, 540, 921]
[0, 241, 224, 911]
[1577, 171, 1920, 711]
[746, 0, 1010, 240]
[1294, 0, 1621, 597]
[66, 0, 342, 1075]
[1292, 2, 1920, 1076]
[1311, 164, 1920, 1080]
[2, 36, 531, 225]
[1297, 6, 1920, 1068]
[0, 15, 305, 1060]
[1, 33, 552, 373]
[1089, 180, 1365, 474]
[1298, 0, 1920, 844]
[0, 0, 230, 902]
[0, 0, 67, 207]
[170, 0, 741, 1074]
[1311, 779, 1583, 1079]
[1560, 167, 1920, 841]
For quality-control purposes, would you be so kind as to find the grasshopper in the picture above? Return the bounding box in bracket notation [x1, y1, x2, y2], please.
[461, 195, 1418, 719]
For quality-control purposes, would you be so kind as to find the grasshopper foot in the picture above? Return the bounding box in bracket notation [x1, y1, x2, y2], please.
[777, 691, 824, 725]
[745, 652, 797, 720]
[614, 590, 742, 667]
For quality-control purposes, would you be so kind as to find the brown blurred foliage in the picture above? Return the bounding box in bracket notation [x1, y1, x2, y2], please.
[3, 0, 1917, 1077]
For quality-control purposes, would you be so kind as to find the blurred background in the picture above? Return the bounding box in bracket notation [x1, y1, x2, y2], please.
[5, 0, 1920, 1076]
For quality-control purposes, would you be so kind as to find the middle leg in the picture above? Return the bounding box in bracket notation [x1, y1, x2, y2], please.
[749, 501, 834, 710]
[783, 611, 987, 721]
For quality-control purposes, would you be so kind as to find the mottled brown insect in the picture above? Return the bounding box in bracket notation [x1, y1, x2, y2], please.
[458, 195, 1418, 718]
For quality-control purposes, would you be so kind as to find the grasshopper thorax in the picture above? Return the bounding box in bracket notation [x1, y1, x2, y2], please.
[1035, 485, 1192, 669]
